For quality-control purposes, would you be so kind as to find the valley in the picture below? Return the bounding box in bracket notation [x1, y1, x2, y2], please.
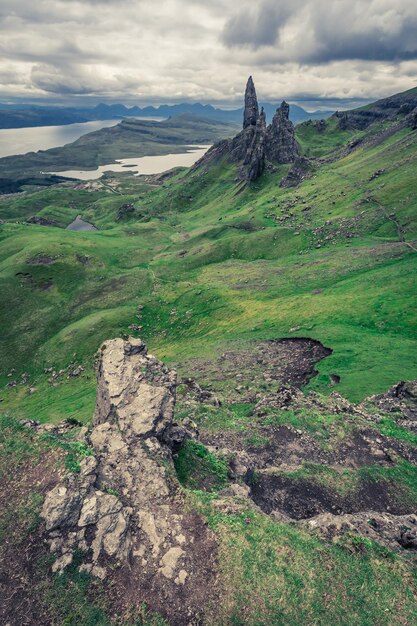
[0, 115, 236, 192]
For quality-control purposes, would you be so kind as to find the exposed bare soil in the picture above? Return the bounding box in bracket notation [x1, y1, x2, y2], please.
[178, 338, 332, 403]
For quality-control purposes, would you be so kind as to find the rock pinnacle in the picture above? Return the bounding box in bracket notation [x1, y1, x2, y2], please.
[243, 76, 259, 129]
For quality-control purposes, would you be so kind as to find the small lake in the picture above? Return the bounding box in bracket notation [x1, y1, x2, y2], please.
[66, 216, 98, 231]
[0, 117, 165, 158]
[48, 145, 211, 180]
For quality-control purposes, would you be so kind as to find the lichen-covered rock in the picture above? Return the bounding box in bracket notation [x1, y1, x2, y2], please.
[41, 485, 83, 531]
[40, 337, 217, 621]
[93, 337, 176, 438]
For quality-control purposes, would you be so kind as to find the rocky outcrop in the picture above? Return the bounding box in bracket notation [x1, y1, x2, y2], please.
[410, 107, 417, 130]
[116, 203, 136, 221]
[40, 337, 217, 620]
[334, 88, 417, 131]
[280, 156, 311, 188]
[370, 380, 417, 421]
[304, 511, 417, 553]
[266, 102, 299, 163]
[27, 215, 59, 227]
[194, 77, 300, 183]
[243, 75, 259, 129]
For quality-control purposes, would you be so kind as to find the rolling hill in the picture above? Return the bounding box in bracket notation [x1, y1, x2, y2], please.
[1, 83, 417, 625]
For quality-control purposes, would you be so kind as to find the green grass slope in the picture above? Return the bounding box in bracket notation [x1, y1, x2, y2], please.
[1, 91, 417, 626]
[0, 104, 416, 423]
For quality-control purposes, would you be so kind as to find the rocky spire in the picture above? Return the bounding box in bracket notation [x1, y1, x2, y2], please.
[195, 81, 301, 185]
[265, 101, 299, 164]
[243, 76, 259, 129]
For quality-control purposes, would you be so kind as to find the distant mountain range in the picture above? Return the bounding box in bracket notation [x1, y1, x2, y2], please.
[0, 101, 334, 130]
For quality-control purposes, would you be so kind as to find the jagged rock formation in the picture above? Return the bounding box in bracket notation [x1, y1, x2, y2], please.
[265, 101, 299, 164]
[40, 337, 216, 619]
[195, 76, 299, 183]
[243, 76, 259, 129]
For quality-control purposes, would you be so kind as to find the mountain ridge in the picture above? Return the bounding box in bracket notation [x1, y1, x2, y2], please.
[0, 100, 333, 130]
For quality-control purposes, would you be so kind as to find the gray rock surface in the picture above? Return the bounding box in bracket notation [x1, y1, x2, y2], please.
[266, 101, 299, 164]
[195, 78, 299, 183]
[243, 76, 259, 129]
[40, 337, 214, 592]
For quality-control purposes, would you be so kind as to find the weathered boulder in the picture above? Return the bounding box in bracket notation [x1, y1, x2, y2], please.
[93, 338, 176, 438]
[40, 337, 217, 622]
[42, 484, 83, 531]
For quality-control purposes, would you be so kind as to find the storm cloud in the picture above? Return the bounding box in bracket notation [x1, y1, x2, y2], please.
[223, 0, 417, 63]
[0, 0, 417, 105]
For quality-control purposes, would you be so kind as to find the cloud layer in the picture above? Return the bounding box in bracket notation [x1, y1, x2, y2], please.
[0, 0, 417, 104]
[223, 0, 417, 63]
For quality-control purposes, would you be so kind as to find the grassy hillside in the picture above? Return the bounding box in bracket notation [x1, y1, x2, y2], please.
[1, 109, 416, 421]
[1, 93, 417, 625]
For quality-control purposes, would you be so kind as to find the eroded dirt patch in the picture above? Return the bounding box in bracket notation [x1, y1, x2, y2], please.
[108, 509, 218, 626]
[249, 471, 414, 520]
[0, 446, 64, 626]
[178, 337, 332, 403]
[27, 255, 56, 265]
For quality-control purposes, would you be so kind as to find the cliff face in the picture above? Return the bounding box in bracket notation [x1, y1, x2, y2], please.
[196, 76, 299, 183]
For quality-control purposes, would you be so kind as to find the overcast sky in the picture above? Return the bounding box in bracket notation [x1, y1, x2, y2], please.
[1, 0, 417, 107]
